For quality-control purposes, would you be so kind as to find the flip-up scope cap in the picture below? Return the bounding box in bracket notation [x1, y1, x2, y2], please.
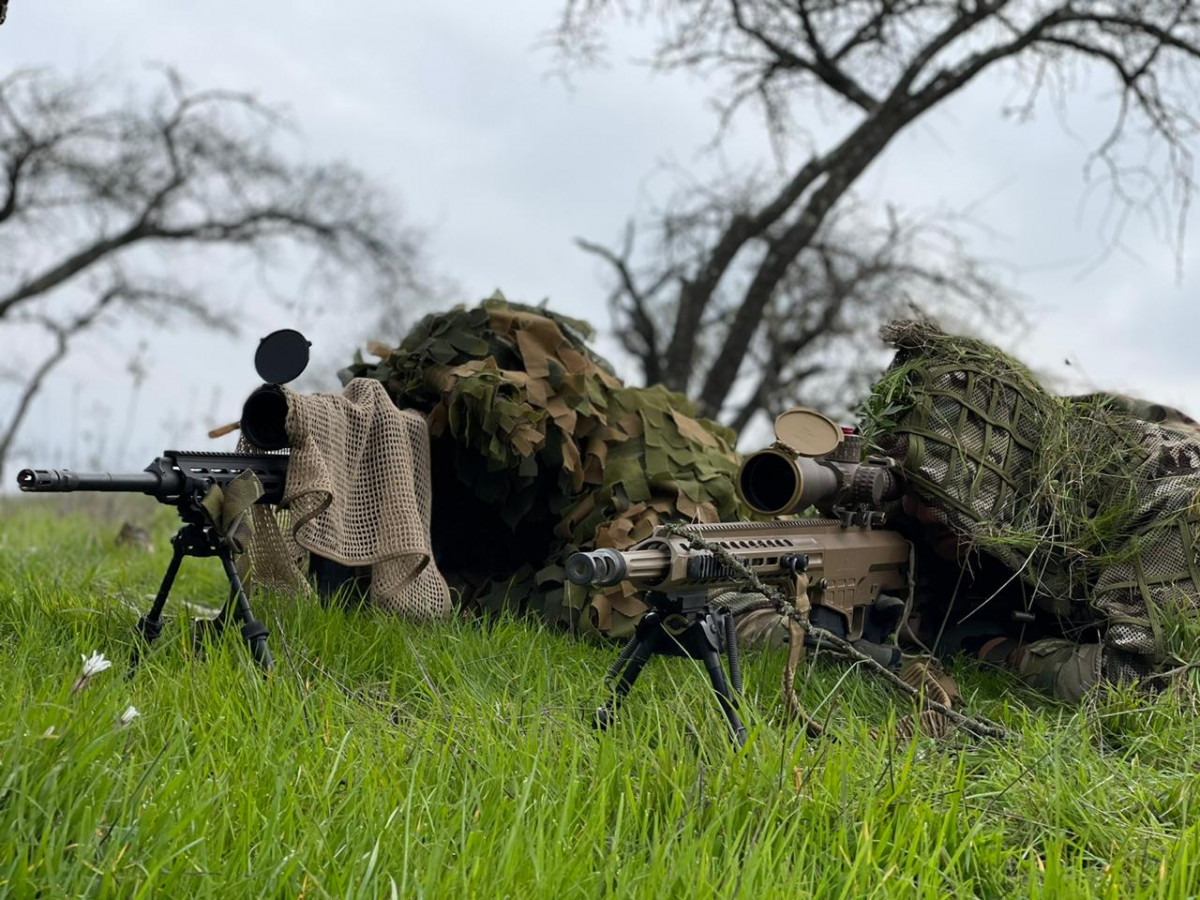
[772, 407, 843, 457]
[242, 329, 311, 451]
[255, 328, 311, 385]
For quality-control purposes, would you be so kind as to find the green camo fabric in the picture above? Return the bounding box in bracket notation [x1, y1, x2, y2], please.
[863, 319, 1200, 689]
[340, 293, 745, 638]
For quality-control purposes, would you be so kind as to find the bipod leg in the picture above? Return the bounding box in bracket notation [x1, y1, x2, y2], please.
[218, 551, 273, 673]
[191, 580, 238, 655]
[595, 614, 661, 731]
[131, 533, 187, 672]
[698, 633, 747, 747]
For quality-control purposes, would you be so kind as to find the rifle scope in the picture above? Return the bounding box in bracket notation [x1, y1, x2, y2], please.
[736, 408, 903, 516]
[238, 328, 311, 451]
[240, 384, 290, 451]
[738, 450, 840, 515]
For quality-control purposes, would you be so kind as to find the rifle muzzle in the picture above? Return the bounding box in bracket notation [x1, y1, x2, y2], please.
[565, 548, 628, 587]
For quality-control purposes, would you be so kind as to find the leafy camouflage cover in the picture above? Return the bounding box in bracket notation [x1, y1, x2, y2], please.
[340, 293, 745, 637]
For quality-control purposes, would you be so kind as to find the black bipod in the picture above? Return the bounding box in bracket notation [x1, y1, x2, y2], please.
[130, 519, 273, 674]
[596, 590, 747, 746]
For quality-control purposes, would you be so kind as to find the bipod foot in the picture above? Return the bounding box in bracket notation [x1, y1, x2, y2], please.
[129, 531, 189, 676]
[698, 637, 748, 747]
[216, 549, 274, 674]
[128, 614, 165, 675]
[704, 608, 747, 747]
[241, 618, 274, 672]
[187, 611, 272, 673]
[593, 704, 616, 731]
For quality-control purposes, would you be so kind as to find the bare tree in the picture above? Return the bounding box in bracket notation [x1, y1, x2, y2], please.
[0, 65, 428, 478]
[553, 1, 1200, 424]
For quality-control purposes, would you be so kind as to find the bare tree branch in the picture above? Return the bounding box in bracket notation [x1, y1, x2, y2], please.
[0, 65, 430, 475]
[0, 284, 122, 481]
[555, 0, 1200, 421]
[576, 229, 675, 383]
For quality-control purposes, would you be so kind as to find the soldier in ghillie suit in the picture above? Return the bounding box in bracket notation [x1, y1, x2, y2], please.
[340, 293, 746, 638]
[863, 319, 1200, 702]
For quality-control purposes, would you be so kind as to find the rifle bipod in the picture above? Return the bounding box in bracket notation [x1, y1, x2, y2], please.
[596, 591, 747, 746]
[131, 520, 273, 674]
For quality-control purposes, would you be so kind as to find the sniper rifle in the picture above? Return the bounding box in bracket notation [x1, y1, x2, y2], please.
[566, 408, 912, 744]
[15, 329, 311, 672]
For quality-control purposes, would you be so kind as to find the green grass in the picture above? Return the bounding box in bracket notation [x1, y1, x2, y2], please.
[1, 500, 1198, 898]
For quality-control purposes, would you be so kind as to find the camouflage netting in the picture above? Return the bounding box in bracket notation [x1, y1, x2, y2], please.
[864, 318, 1200, 690]
[340, 293, 746, 637]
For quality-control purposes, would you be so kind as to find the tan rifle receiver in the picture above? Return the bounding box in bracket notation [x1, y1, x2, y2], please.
[566, 518, 909, 645]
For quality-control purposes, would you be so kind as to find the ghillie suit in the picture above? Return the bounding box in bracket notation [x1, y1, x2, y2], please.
[863, 319, 1200, 701]
[340, 295, 745, 637]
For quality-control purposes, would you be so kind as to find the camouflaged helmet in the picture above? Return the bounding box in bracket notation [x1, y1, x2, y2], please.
[865, 318, 1200, 696]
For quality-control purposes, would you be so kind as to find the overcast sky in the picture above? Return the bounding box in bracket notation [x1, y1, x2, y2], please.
[2, 2, 1197, 477]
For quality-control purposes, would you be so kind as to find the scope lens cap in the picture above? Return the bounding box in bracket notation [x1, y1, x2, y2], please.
[773, 407, 843, 457]
[255, 329, 311, 385]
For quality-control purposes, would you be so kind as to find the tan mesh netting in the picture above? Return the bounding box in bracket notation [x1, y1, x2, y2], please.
[245, 379, 452, 619]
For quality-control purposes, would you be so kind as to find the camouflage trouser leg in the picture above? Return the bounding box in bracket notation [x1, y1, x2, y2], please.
[1011, 639, 1104, 704]
[733, 605, 792, 650]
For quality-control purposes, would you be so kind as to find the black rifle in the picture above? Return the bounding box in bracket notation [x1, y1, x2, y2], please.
[18, 451, 288, 670]
[15, 328, 309, 672]
[14, 329, 314, 671]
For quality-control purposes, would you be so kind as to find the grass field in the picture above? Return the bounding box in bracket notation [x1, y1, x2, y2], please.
[1, 499, 1198, 898]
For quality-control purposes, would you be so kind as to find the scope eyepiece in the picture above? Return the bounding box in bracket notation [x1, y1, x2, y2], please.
[240, 384, 291, 451]
[565, 548, 627, 587]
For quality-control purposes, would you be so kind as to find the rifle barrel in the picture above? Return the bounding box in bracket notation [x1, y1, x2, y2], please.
[17, 468, 176, 495]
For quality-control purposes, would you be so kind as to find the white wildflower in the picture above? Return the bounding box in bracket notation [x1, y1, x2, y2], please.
[80, 651, 112, 677]
[117, 705, 140, 727]
[71, 650, 113, 694]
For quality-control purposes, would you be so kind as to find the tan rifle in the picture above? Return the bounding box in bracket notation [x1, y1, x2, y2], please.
[566, 408, 912, 743]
